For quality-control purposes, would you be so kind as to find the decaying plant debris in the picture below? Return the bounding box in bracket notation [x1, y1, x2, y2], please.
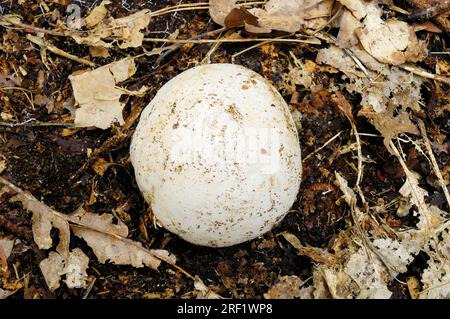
[0, 0, 449, 299]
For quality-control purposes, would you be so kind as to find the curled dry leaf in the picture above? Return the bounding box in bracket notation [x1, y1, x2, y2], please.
[355, 3, 427, 65]
[264, 275, 308, 299]
[0, 160, 5, 174]
[338, 0, 369, 20]
[209, 0, 334, 33]
[0, 288, 18, 299]
[69, 58, 147, 129]
[0, 238, 14, 277]
[359, 103, 419, 153]
[280, 232, 337, 265]
[336, 9, 362, 48]
[85, 0, 110, 28]
[70, 209, 175, 269]
[70, 7, 151, 49]
[209, 0, 237, 26]
[193, 276, 223, 299]
[0, 177, 174, 292]
[316, 44, 424, 152]
[420, 226, 450, 299]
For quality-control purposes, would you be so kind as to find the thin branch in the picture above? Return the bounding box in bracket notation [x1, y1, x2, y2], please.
[418, 120, 450, 209]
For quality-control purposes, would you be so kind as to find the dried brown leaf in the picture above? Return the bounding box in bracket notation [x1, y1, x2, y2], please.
[0, 160, 6, 174]
[70, 9, 151, 49]
[264, 275, 304, 299]
[91, 158, 113, 177]
[355, 3, 428, 65]
[209, 0, 334, 33]
[209, 0, 238, 26]
[69, 58, 147, 129]
[338, 0, 368, 20]
[0, 238, 13, 277]
[0, 177, 174, 292]
[359, 104, 419, 153]
[69, 209, 175, 269]
[407, 276, 420, 299]
[280, 232, 337, 265]
[193, 276, 224, 299]
[85, 0, 110, 28]
[336, 9, 362, 48]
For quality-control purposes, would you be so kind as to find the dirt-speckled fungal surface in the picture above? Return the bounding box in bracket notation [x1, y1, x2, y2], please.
[130, 64, 302, 247]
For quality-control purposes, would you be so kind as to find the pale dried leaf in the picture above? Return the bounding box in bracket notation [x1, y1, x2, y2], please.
[345, 249, 392, 298]
[70, 9, 151, 49]
[0, 239, 14, 259]
[209, 0, 237, 26]
[336, 9, 362, 48]
[0, 288, 17, 299]
[39, 251, 65, 291]
[316, 46, 366, 78]
[71, 224, 158, 269]
[0, 177, 173, 292]
[85, 0, 110, 28]
[280, 232, 336, 265]
[69, 210, 175, 269]
[264, 275, 304, 299]
[335, 172, 364, 221]
[110, 10, 151, 49]
[69, 58, 145, 129]
[420, 226, 450, 299]
[13, 191, 70, 257]
[0, 238, 13, 276]
[0, 160, 6, 174]
[70, 209, 128, 236]
[355, 3, 427, 65]
[338, 0, 368, 20]
[64, 248, 89, 289]
[194, 276, 223, 299]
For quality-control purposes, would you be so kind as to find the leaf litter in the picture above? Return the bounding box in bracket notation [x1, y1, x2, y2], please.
[0, 0, 448, 299]
[0, 177, 175, 291]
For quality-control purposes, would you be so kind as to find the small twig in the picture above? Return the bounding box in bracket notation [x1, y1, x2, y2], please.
[312, 4, 343, 34]
[407, 0, 450, 22]
[0, 87, 34, 109]
[201, 29, 227, 64]
[303, 131, 342, 161]
[0, 119, 74, 128]
[400, 64, 450, 85]
[82, 278, 96, 299]
[155, 27, 226, 66]
[144, 37, 321, 45]
[231, 40, 273, 62]
[418, 120, 450, 209]
[26, 34, 96, 67]
[317, 33, 373, 82]
[0, 15, 65, 36]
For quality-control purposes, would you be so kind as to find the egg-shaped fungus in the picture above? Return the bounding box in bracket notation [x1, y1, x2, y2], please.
[131, 63, 302, 247]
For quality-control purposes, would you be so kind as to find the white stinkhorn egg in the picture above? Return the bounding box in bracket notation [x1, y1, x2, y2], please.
[130, 63, 302, 247]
